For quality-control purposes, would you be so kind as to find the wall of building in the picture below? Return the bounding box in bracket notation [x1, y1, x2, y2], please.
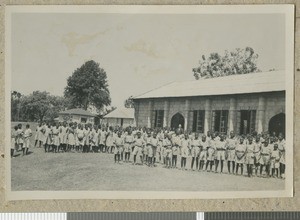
[102, 118, 135, 127]
[58, 114, 95, 124]
[134, 91, 285, 135]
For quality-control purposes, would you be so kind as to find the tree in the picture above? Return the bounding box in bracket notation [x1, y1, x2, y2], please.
[44, 96, 70, 121]
[124, 96, 134, 108]
[21, 91, 52, 121]
[20, 91, 69, 122]
[192, 47, 260, 80]
[64, 60, 111, 110]
[11, 91, 23, 121]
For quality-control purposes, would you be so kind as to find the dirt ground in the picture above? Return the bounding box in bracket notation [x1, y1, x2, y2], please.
[11, 147, 284, 191]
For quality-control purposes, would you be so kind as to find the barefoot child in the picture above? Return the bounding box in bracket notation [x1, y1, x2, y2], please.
[132, 132, 145, 165]
[124, 130, 134, 162]
[164, 135, 172, 168]
[259, 139, 272, 177]
[114, 132, 124, 163]
[235, 137, 246, 175]
[270, 143, 280, 178]
[11, 126, 18, 157]
[199, 135, 209, 171]
[215, 135, 226, 173]
[278, 134, 285, 179]
[23, 124, 32, 155]
[226, 131, 237, 174]
[51, 123, 60, 153]
[190, 133, 201, 171]
[180, 134, 190, 170]
[149, 132, 159, 167]
[245, 136, 255, 177]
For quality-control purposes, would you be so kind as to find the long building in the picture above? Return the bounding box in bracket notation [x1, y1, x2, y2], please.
[132, 70, 285, 136]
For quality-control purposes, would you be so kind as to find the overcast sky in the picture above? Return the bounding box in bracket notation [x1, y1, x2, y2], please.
[11, 12, 285, 108]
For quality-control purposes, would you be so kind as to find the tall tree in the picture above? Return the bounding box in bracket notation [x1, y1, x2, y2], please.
[124, 96, 134, 108]
[11, 91, 23, 121]
[64, 60, 111, 110]
[192, 47, 260, 80]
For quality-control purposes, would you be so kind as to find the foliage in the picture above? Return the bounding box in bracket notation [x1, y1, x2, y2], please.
[11, 91, 69, 122]
[11, 91, 23, 121]
[64, 60, 111, 110]
[192, 47, 260, 79]
[124, 96, 135, 108]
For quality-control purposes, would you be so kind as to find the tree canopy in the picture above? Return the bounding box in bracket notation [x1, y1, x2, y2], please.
[124, 96, 135, 108]
[64, 60, 111, 110]
[192, 47, 260, 80]
[11, 91, 69, 122]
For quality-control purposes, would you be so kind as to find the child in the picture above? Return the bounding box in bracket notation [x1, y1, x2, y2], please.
[124, 130, 135, 162]
[51, 123, 60, 153]
[16, 124, 24, 152]
[206, 134, 216, 172]
[215, 135, 226, 173]
[190, 133, 201, 171]
[11, 126, 18, 157]
[171, 130, 181, 168]
[114, 132, 124, 163]
[270, 143, 280, 178]
[132, 132, 145, 165]
[149, 132, 159, 167]
[226, 131, 237, 174]
[34, 122, 43, 148]
[83, 124, 90, 153]
[278, 134, 286, 179]
[199, 135, 209, 171]
[144, 132, 152, 165]
[164, 135, 172, 168]
[23, 124, 32, 156]
[180, 134, 190, 170]
[67, 123, 75, 152]
[235, 137, 246, 175]
[76, 124, 85, 152]
[259, 139, 272, 177]
[59, 122, 68, 152]
[106, 127, 115, 154]
[253, 136, 262, 176]
[99, 127, 107, 153]
[245, 136, 255, 177]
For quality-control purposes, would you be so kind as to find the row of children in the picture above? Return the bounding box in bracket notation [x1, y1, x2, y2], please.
[113, 129, 286, 179]
[11, 122, 286, 179]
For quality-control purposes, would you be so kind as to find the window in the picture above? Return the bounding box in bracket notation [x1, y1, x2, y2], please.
[212, 110, 228, 134]
[154, 110, 164, 128]
[240, 110, 256, 135]
[81, 117, 87, 123]
[192, 110, 205, 133]
[121, 118, 124, 126]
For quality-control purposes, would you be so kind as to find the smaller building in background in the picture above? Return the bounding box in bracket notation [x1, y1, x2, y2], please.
[58, 108, 96, 124]
[102, 108, 135, 127]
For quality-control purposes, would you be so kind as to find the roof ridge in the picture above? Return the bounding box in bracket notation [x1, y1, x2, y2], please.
[133, 70, 285, 99]
[133, 81, 177, 99]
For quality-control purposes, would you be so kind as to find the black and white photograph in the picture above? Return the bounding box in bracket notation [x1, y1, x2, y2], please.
[5, 5, 294, 200]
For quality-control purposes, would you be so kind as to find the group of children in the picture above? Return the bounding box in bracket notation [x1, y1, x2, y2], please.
[11, 123, 33, 156]
[11, 121, 286, 179]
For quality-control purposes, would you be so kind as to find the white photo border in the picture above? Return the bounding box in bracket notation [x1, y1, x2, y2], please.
[5, 4, 294, 200]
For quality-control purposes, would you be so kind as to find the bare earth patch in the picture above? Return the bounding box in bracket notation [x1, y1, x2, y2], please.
[11, 147, 284, 191]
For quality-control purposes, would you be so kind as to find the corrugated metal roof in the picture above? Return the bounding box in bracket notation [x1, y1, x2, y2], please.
[59, 108, 96, 117]
[104, 108, 134, 119]
[133, 70, 285, 99]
